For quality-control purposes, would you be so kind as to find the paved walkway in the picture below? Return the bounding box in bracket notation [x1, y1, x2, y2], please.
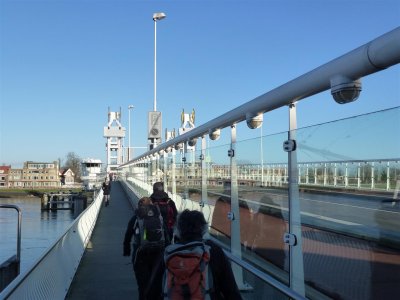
[66, 181, 139, 300]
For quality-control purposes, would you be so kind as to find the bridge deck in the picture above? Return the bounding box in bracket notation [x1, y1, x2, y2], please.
[66, 182, 139, 299]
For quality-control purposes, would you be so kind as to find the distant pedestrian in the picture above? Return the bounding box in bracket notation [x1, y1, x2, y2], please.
[163, 209, 242, 300]
[102, 179, 111, 206]
[123, 197, 165, 300]
[150, 182, 178, 242]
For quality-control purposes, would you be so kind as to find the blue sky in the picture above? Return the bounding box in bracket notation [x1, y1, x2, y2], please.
[1, 0, 399, 168]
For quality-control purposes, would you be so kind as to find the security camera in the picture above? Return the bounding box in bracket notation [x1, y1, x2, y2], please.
[330, 76, 362, 104]
[188, 138, 197, 147]
[246, 112, 263, 129]
[174, 143, 183, 150]
[209, 128, 221, 141]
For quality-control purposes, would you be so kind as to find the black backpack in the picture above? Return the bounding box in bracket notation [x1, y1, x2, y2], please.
[134, 204, 165, 253]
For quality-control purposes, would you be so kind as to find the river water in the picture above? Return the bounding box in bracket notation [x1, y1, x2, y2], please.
[0, 197, 75, 273]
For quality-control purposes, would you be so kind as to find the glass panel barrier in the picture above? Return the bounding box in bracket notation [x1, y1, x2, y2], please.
[240, 264, 290, 300]
[206, 142, 232, 251]
[295, 107, 400, 300]
[118, 107, 399, 300]
[235, 132, 290, 286]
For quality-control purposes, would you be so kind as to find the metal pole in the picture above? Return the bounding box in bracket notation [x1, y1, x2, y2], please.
[288, 102, 305, 296]
[128, 106, 132, 161]
[154, 20, 157, 112]
[129, 108, 131, 159]
[229, 124, 246, 289]
[261, 124, 264, 186]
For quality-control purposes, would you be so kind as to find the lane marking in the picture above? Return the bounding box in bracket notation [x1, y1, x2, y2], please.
[245, 191, 400, 215]
[300, 211, 361, 226]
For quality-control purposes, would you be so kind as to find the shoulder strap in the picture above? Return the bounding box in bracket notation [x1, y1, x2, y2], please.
[153, 203, 171, 244]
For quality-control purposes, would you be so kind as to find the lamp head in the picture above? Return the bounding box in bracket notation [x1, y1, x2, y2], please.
[153, 12, 166, 21]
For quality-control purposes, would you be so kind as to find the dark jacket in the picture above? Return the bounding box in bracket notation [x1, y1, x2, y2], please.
[102, 182, 111, 195]
[123, 213, 138, 261]
[150, 190, 178, 240]
[123, 210, 164, 300]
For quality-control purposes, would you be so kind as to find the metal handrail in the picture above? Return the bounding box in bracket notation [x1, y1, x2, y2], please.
[0, 205, 22, 273]
[120, 27, 400, 165]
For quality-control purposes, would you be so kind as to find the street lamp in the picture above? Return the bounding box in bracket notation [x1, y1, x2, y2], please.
[153, 12, 166, 112]
[128, 105, 134, 161]
[149, 12, 166, 150]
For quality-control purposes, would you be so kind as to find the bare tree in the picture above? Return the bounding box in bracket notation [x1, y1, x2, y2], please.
[64, 152, 82, 182]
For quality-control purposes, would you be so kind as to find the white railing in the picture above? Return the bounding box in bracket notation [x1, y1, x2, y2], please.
[0, 190, 103, 300]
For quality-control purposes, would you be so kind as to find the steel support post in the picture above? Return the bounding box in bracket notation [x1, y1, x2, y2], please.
[387, 162, 390, 191]
[201, 136, 208, 209]
[183, 143, 188, 206]
[171, 148, 177, 201]
[288, 103, 305, 296]
[163, 152, 168, 192]
[371, 162, 375, 189]
[229, 124, 246, 289]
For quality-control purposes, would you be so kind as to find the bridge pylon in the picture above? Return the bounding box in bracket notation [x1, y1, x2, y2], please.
[103, 107, 126, 173]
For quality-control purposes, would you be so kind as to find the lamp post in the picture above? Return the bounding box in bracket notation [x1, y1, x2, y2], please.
[128, 105, 134, 161]
[153, 12, 166, 112]
[150, 12, 166, 150]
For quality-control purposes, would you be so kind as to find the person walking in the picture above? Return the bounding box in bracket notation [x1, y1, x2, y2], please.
[164, 209, 243, 300]
[150, 182, 178, 243]
[123, 197, 165, 300]
[102, 179, 111, 207]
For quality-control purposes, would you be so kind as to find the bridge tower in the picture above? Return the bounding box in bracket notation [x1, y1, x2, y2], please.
[178, 108, 196, 144]
[103, 108, 126, 173]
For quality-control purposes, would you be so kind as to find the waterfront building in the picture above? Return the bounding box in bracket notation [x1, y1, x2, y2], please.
[60, 168, 75, 187]
[8, 161, 61, 188]
[81, 158, 103, 190]
[0, 165, 11, 188]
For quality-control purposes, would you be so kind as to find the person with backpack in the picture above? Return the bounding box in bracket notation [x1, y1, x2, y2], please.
[163, 209, 242, 300]
[123, 197, 166, 300]
[150, 182, 178, 242]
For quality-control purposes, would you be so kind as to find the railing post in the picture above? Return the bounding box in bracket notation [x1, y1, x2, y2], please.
[371, 162, 375, 189]
[334, 163, 337, 186]
[229, 124, 246, 288]
[387, 161, 390, 190]
[201, 136, 207, 208]
[287, 102, 305, 296]
[163, 151, 168, 192]
[314, 164, 318, 185]
[183, 142, 188, 203]
[306, 164, 309, 184]
[171, 148, 177, 200]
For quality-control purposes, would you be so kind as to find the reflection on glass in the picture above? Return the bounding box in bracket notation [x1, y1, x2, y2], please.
[296, 107, 400, 299]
